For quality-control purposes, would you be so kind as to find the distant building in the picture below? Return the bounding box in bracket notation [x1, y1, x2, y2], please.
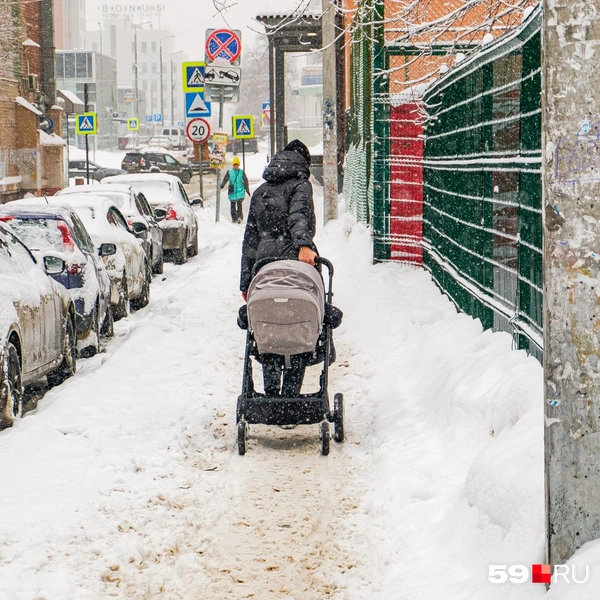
[53, 0, 86, 50]
[55, 50, 117, 149]
[86, 18, 186, 131]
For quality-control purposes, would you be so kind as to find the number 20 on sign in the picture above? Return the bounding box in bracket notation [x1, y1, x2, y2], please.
[186, 118, 210, 144]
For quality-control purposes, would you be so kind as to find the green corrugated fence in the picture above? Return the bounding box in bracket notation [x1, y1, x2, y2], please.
[422, 9, 542, 358]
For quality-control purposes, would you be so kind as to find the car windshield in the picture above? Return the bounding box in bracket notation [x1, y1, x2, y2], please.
[2, 217, 73, 254]
[122, 180, 172, 205]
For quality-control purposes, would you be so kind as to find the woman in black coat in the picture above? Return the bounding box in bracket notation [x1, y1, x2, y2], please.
[240, 139, 318, 397]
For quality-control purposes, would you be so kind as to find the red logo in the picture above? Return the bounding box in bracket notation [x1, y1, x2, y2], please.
[531, 564, 552, 584]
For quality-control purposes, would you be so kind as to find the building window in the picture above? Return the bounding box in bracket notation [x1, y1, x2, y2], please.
[151, 62, 157, 74]
[151, 41, 157, 54]
[141, 42, 147, 54]
[141, 62, 147, 74]
[142, 80, 148, 91]
[55, 54, 65, 78]
[64, 53, 75, 78]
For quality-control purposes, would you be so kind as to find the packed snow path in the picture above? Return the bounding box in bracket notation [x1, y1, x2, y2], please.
[0, 174, 545, 599]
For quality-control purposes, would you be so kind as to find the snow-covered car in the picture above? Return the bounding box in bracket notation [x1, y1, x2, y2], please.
[101, 173, 201, 265]
[0, 222, 77, 429]
[57, 184, 164, 275]
[0, 205, 113, 356]
[14, 195, 151, 321]
[68, 159, 126, 182]
[146, 135, 173, 150]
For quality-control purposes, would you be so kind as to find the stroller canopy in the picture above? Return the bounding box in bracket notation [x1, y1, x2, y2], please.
[247, 260, 325, 358]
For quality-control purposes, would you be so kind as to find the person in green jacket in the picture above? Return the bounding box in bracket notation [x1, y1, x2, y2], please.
[221, 156, 250, 223]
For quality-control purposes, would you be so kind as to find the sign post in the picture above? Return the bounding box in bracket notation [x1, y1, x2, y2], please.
[77, 83, 98, 183]
[210, 131, 228, 222]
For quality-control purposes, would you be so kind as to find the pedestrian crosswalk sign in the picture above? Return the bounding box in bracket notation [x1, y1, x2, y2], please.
[182, 62, 206, 92]
[232, 115, 254, 139]
[127, 117, 140, 131]
[76, 112, 97, 135]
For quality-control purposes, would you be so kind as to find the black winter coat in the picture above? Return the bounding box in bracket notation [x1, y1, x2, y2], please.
[240, 150, 318, 292]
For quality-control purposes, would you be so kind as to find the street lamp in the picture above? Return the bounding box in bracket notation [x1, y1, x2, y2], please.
[132, 21, 153, 121]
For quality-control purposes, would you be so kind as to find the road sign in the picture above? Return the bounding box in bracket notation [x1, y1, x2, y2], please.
[203, 85, 240, 103]
[154, 113, 162, 123]
[76, 112, 97, 135]
[204, 64, 241, 87]
[205, 29, 241, 65]
[262, 101, 271, 125]
[185, 93, 212, 118]
[145, 115, 153, 123]
[127, 117, 140, 131]
[232, 115, 254, 139]
[182, 62, 206, 93]
[177, 121, 185, 128]
[186, 118, 211, 144]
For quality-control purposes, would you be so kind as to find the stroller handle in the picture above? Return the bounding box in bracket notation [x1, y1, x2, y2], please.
[251, 256, 335, 302]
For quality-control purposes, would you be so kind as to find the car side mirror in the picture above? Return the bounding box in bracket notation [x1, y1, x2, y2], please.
[99, 243, 117, 257]
[191, 197, 203, 207]
[154, 208, 167, 221]
[130, 221, 148, 236]
[43, 255, 66, 275]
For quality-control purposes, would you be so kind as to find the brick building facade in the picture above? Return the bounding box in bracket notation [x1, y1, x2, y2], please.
[0, 0, 65, 202]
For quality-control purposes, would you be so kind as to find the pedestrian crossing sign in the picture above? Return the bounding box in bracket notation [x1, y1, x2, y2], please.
[76, 112, 97, 135]
[232, 115, 254, 140]
[127, 117, 140, 131]
[182, 61, 206, 92]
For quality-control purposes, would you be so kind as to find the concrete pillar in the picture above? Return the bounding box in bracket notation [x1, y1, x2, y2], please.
[322, 0, 338, 223]
[543, 0, 600, 565]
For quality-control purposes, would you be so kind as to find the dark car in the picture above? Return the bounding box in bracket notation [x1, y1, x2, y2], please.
[68, 160, 126, 182]
[121, 150, 193, 184]
[0, 206, 114, 356]
[226, 138, 259, 155]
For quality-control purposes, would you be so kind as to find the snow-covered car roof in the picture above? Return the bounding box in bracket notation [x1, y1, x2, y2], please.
[7, 195, 134, 245]
[102, 173, 180, 185]
[58, 183, 134, 195]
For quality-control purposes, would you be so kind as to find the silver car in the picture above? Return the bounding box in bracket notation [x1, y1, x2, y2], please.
[0, 223, 77, 429]
[102, 173, 201, 264]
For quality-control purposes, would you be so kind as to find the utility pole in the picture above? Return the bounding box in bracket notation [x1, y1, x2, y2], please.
[322, 0, 338, 223]
[543, 0, 600, 566]
[134, 26, 140, 147]
[84, 83, 90, 183]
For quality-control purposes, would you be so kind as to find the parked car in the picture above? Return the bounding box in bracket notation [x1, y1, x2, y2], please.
[102, 173, 201, 264]
[146, 135, 173, 150]
[57, 184, 164, 275]
[0, 206, 113, 356]
[0, 222, 77, 429]
[15, 195, 151, 321]
[68, 159, 126, 182]
[121, 150, 193, 184]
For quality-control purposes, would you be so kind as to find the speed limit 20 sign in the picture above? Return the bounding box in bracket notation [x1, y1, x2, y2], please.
[186, 118, 210, 143]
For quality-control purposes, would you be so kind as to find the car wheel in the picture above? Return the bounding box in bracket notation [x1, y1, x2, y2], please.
[131, 262, 151, 311]
[80, 304, 100, 358]
[181, 171, 191, 184]
[173, 237, 188, 265]
[152, 249, 164, 275]
[187, 232, 198, 257]
[100, 304, 114, 339]
[47, 314, 77, 387]
[112, 272, 129, 321]
[0, 341, 23, 430]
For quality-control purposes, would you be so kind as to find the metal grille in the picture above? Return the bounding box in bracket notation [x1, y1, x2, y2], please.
[422, 9, 542, 357]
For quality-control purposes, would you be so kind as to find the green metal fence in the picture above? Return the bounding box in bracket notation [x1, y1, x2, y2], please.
[422, 9, 542, 357]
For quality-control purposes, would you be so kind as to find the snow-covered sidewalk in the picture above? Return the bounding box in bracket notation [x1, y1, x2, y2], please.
[0, 161, 551, 599]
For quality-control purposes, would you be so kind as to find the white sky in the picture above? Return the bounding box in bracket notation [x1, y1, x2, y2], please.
[87, 0, 304, 60]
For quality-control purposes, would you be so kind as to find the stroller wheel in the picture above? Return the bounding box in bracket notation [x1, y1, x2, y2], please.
[237, 420, 247, 455]
[333, 393, 344, 443]
[320, 421, 330, 456]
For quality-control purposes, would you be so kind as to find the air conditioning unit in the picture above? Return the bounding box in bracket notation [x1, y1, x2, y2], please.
[27, 74, 39, 91]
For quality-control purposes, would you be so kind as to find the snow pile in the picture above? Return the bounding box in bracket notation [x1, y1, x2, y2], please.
[0, 149, 566, 599]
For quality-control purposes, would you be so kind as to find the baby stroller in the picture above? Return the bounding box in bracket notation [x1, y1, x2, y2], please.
[236, 257, 343, 455]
